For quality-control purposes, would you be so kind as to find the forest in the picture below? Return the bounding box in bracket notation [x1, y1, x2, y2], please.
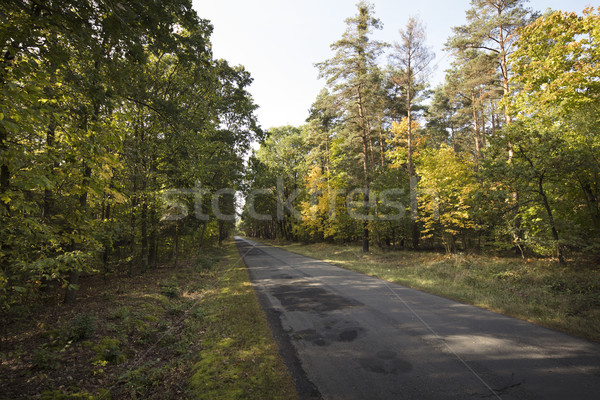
[1, 0, 599, 313]
[0, 0, 260, 310]
[1, 0, 599, 397]
[241, 1, 600, 266]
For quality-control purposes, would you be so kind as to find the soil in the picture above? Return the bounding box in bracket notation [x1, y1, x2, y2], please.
[0, 261, 207, 399]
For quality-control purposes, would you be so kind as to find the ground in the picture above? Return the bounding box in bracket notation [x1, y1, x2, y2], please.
[0, 241, 296, 400]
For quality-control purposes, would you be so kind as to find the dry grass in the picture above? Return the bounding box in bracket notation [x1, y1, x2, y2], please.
[264, 239, 600, 342]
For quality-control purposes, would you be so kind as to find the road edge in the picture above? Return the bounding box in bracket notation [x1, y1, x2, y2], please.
[234, 237, 322, 400]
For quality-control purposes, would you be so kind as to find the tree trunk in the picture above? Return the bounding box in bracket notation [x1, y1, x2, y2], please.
[357, 86, 370, 253]
[378, 122, 386, 168]
[63, 267, 80, 304]
[218, 220, 224, 246]
[174, 222, 179, 268]
[42, 123, 57, 220]
[0, 46, 14, 216]
[148, 180, 158, 268]
[64, 162, 91, 304]
[0, 123, 9, 214]
[472, 92, 481, 173]
[141, 200, 148, 273]
[148, 224, 157, 269]
[129, 179, 137, 277]
[407, 87, 419, 250]
[153, 234, 159, 267]
[40, 121, 59, 291]
[578, 178, 600, 231]
[102, 199, 111, 279]
[368, 133, 376, 169]
[199, 221, 208, 249]
[538, 174, 564, 264]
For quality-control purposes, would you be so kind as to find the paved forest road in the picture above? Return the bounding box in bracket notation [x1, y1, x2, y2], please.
[235, 237, 600, 400]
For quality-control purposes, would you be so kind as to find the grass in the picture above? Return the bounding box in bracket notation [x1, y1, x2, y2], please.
[0, 240, 296, 400]
[188, 243, 297, 400]
[262, 239, 600, 342]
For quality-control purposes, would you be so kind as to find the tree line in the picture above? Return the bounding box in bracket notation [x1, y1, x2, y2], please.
[0, 0, 260, 309]
[241, 1, 600, 263]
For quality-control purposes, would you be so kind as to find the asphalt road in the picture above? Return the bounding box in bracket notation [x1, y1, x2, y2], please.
[235, 237, 600, 400]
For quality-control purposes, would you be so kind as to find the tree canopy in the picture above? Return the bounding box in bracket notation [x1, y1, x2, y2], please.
[3, 1, 599, 313]
[0, 0, 259, 308]
[241, 2, 600, 266]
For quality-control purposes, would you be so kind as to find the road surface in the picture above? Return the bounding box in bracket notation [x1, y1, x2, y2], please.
[235, 237, 600, 400]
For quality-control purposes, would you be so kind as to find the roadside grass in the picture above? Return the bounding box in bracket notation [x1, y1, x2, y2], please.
[0, 240, 296, 399]
[262, 239, 600, 342]
[188, 243, 297, 400]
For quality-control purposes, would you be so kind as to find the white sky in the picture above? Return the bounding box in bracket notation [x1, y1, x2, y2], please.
[192, 0, 592, 130]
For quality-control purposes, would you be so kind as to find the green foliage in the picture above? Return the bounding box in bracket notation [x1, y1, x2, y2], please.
[502, 7, 600, 258]
[32, 345, 63, 370]
[160, 278, 180, 299]
[240, 126, 310, 241]
[242, 2, 600, 261]
[3, 243, 295, 398]
[195, 256, 213, 271]
[92, 337, 125, 365]
[509, 7, 600, 113]
[68, 313, 98, 342]
[109, 306, 133, 322]
[0, 0, 259, 310]
[195, 251, 220, 272]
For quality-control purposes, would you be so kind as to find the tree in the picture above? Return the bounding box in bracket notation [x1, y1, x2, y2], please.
[389, 16, 434, 249]
[0, 0, 260, 310]
[504, 6, 600, 260]
[448, 0, 533, 128]
[443, 50, 501, 171]
[315, 1, 388, 252]
[447, 0, 534, 255]
[417, 145, 478, 253]
[258, 126, 308, 241]
[306, 89, 338, 179]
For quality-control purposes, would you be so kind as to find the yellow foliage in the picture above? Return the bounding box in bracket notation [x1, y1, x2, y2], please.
[298, 165, 348, 240]
[417, 145, 478, 248]
[386, 118, 428, 168]
[388, 118, 421, 146]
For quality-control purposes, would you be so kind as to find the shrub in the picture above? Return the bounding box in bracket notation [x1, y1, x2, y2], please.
[160, 280, 179, 299]
[68, 313, 98, 342]
[32, 346, 61, 370]
[92, 337, 125, 364]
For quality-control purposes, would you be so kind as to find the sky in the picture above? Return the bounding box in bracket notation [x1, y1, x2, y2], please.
[192, 0, 592, 130]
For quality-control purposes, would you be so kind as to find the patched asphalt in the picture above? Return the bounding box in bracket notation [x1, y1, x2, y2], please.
[235, 237, 600, 400]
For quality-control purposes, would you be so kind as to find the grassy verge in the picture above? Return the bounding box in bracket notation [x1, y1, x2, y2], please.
[262, 239, 600, 342]
[188, 243, 297, 400]
[0, 240, 296, 399]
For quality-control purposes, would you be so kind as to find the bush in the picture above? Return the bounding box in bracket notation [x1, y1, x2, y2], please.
[32, 346, 62, 370]
[194, 256, 214, 271]
[160, 279, 179, 299]
[68, 313, 98, 342]
[92, 337, 125, 364]
[109, 306, 132, 321]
